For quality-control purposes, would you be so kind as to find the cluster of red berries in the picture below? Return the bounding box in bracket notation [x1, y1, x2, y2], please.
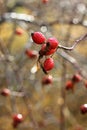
[65, 73, 82, 90]
[31, 32, 59, 73]
[12, 113, 23, 128]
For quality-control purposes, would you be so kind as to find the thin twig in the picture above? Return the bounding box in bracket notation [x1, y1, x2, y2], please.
[58, 33, 87, 51]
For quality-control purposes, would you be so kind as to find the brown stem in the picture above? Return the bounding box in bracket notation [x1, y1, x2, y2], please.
[58, 33, 87, 51]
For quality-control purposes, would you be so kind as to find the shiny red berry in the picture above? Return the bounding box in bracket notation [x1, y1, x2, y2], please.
[13, 114, 23, 124]
[39, 44, 56, 56]
[43, 58, 54, 71]
[65, 80, 74, 90]
[0, 88, 10, 96]
[46, 48, 56, 55]
[80, 104, 87, 114]
[72, 73, 82, 83]
[31, 32, 46, 44]
[15, 28, 24, 35]
[46, 37, 59, 49]
[25, 49, 38, 59]
[42, 75, 53, 85]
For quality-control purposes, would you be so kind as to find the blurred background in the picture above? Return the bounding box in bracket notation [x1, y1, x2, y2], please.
[0, 0, 87, 130]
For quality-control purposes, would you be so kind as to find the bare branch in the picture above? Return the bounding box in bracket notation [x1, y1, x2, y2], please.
[0, 12, 87, 27]
[58, 33, 87, 51]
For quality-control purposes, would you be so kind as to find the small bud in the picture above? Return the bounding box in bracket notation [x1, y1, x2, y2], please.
[72, 73, 82, 83]
[80, 104, 87, 114]
[65, 80, 74, 90]
[25, 49, 38, 59]
[15, 28, 24, 35]
[12, 114, 23, 128]
[42, 75, 53, 85]
[0, 88, 10, 96]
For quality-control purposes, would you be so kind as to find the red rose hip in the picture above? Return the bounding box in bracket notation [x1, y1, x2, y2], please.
[43, 58, 54, 71]
[15, 28, 24, 35]
[31, 32, 46, 44]
[0, 88, 10, 96]
[72, 73, 82, 83]
[42, 75, 53, 85]
[12, 114, 23, 128]
[25, 49, 38, 59]
[13, 114, 23, 123]
[80, 104, 87, 114]
[39, 44, 56, 56]
[46, 48, 56, 55]
[46, 37, 59, 49]
[65, 80, 74, 90]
